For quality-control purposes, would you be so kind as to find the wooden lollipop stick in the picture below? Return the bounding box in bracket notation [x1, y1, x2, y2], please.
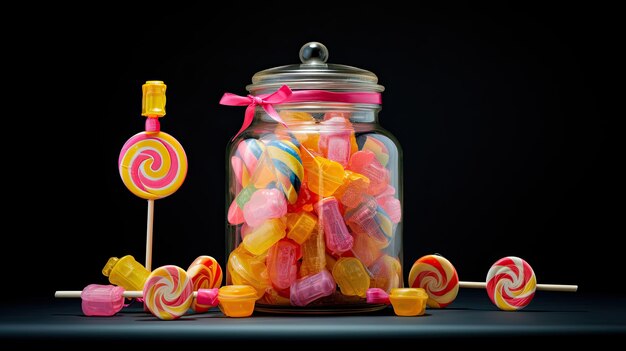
[54, 290, 200, 299]
[459, 281, 578, 292]
[55, 291, 139, 298]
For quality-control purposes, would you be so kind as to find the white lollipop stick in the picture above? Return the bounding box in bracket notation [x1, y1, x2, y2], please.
[55, 290, 200, 299]
[459, 281, 578, 292]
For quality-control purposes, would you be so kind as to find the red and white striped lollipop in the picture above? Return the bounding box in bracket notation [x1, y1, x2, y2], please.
[187, 256, 223, 313]
[485, 256, 537, 311]
[408, 254, 459, 308]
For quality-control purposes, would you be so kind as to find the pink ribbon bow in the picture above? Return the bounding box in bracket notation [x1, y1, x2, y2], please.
[220, 85, 382, 139]
[219, 85, 291, 139]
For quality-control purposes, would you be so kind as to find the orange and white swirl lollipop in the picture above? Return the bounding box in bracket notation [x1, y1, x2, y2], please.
[408, 254, 459, 308]
[143, 265, 194, 320]
[187, 256, 223, 313]
[118, 81, 187, 270]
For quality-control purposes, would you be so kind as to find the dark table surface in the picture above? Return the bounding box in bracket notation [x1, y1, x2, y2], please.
[2, 290, 625, 347]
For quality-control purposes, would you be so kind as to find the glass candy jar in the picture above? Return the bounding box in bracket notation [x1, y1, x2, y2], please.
[222, 42, 403, 313]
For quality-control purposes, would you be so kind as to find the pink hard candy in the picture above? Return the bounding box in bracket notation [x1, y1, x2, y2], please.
[81, 284, 125, 317]
[196, 288, 220, 307]
[344, 197, 388, 247]
[243, 188, 287, 227]
[348, 150, 389, 195]
[290, 270, 336, 307]
[366, 288, 390, 305]
[267, 239, 300, 290]
[377, 196, 401, 224]
[314, 197, 353, 255]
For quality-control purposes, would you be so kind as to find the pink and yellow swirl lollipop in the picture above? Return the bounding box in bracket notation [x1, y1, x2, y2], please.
[187, 256, 223, 313]
[143, 265, 194, 320]
[119, 131, 187, 200]
[118, 81, 187, 271]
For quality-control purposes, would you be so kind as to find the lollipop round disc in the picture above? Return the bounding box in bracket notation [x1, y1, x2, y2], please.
[143, 265, 193, 320]
[187, 256, 224, 313]
[408, 254, 459, 308]
[119, 131, 187, 200]
[486, 256, 537, 311]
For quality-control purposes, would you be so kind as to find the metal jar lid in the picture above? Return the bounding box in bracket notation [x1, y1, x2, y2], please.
[246, 42, 385, 95]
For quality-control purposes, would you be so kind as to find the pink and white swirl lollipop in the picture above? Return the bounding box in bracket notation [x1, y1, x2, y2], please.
[143, 265, 194, 320]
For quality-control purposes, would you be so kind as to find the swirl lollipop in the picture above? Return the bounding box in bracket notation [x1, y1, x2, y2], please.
[408, 254, 459, 308]
[55, 261, 225, 319]
[409, 254, 578, 311]
[485, 256, 536, 311]
[231, 139, 265, 188]
[187, 256, 224, 313]
[142, 265, 194, 320]
[265, 139, 304, 204]
[118, 81, 188, 270]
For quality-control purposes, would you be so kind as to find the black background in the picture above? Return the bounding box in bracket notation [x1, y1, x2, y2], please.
[5, 4, 619, 300]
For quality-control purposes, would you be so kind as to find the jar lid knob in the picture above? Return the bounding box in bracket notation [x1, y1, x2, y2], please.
[299, 42, 328, 65]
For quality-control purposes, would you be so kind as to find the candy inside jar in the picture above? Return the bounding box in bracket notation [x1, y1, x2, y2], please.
[222, 42, 403, 313]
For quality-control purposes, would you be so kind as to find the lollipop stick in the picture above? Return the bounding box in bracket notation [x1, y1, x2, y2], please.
[458, 281, 487, 289]
[55, 291, 83, 298]
[459, 281, 578, 292]
[55, 290, 195, 299]
[146, 199, 154, 271]
[535, 283, 578, 292]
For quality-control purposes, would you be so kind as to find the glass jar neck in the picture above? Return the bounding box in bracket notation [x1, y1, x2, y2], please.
[253, 103, 381, 125]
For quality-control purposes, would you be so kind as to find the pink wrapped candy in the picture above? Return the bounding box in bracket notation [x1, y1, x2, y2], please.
[243, 188, 287, 227]
[314, 197, 353, 255]
[267, 239, 300, 290]
[348, 150, 389, 196]
[80, 284, 125, 317]
[344, 196, 388, 247]
[377, 195, 401, 224]
[366, 288, 390, 304]
[290, 270, 336, 307]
